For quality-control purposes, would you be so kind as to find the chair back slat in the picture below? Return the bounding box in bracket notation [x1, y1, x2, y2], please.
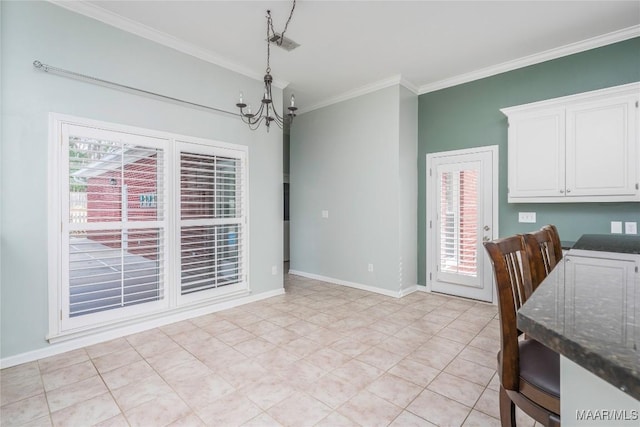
[484, 235, 535, 391]
[524, 229, 559, 294]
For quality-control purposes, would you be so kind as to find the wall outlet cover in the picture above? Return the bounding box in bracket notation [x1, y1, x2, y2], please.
[611, 221, 623, 234]
[518, 212, 536, 223]
[624, 222, 637, 235]
[321, 210, 329, 219]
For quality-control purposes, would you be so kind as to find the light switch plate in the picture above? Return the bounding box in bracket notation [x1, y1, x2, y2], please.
[625, 222, 637, 235]
[518, 212, 536, 223]
[321, 210, 329, 219]
[611, 221, 623, 234]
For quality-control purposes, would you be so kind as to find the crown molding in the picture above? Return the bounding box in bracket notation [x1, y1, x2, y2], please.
[297, 75, 418, 115]
[47, 0, 289, 89]
[418, 25, 640, 94]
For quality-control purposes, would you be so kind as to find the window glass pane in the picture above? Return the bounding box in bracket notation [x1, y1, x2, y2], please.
[69, 137, 164, 223]
[439, 169, 478, 277]
[69, 228, 163, 317]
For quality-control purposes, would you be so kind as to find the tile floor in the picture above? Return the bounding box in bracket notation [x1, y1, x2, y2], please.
[1, 272, 540, 427]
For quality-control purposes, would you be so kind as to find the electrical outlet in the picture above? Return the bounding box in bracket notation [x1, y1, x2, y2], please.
[611, 221, 623, 234]
[321, 210, 329, 219]
[625, 222, 637, 235]
[271, 265, 278, 275]
[518, 212, 536, 223]
[367, 263, 374, 272]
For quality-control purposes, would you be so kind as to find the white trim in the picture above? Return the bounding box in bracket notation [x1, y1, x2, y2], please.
[297, 75, 418, 115]
[47, 0, 288, 89]
[416, 284, 497, 306]
[419, 25, 640, 94]
[288, 270, 407, 298]
[0, 288, 284, 369]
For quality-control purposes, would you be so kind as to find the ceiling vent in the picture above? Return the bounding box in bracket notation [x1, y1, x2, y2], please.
[268, 33, 300, 51]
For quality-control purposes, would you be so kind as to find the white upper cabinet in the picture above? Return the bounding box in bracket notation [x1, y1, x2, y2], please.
[501, 82, 639, 203]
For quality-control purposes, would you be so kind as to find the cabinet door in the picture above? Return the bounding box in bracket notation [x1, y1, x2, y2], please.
[564, 255, 636, 347]
[508, 109, 565, 199]
[566, 95, 638, 197]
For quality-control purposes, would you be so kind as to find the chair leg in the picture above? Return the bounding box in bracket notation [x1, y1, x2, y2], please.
[499, 386, 516, 427]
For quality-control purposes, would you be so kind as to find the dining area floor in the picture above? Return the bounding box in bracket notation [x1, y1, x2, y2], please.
[1, 272, 540, 426]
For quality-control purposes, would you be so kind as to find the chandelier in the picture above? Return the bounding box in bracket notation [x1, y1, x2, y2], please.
[236, 1, 298, 131]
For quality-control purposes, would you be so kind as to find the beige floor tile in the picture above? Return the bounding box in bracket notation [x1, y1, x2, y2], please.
[468, 335, 500, 352]
[170, 372, 235, 409]
[436, 325, 478, 345]
[253, 347, 300, 371]
[146, 347, 197, 373]
[94, 414, 130, 427]
[444, 357, 496, 387]
[125, 328, 167, 347]
[92, 347, 143, 374]
[50, 392, 120, 427]
[407, 389, 471, 427]
[37, 349, 89, 374]
[473, 387, 499, 419]
[0, 393, 49, 427]
[241, 412, 284, 427]
[308, 373, 361, 409]
[45, 375, 107, 412]
[166, 412, 207, 427]
[281, 336, 323, 357]
[124, 391, 190, 427]
[304, 347, 351, 371]
[348, 327, 389, 346]
[315, 411, 360, 427]
[218, 360, 269, 389]
[259, 326, 301, 346]
[356, 346, 404, 371]
[367, 373, 423, 408]
[241, 374, 297, 410]
[242, 319, 281, 335]
[428, 372, 485, 408]
[487, 372, 500, 391]
[216, 327, 257, 346]
[159, 320, 197, 336]
[407, 344, 457, 370]
[132, 335, 182, 359]
[331, 359, 384, 389]
[338, 390, 403, 427]
[1, 373, 44, 407]
[170, 327, 211, 347]
[85, 338, 132, 360]
[199, 345, 248, 371]
[195, 391, 262, 426]
[111, 373, 173, 411]
[388, 358, 440, 388]
[267, 392, 332, 427]
[159, 359, 213, 385]
[21, 415, 53, 427]
[41, 360, 97, 391]
[458, 346, 497, 369]
[329, 336, 372, 357]
[376, 335, 421, 357]
[463, 409, 501, 426]
[277, 359, 326, 389]
[234, 337, 277, 357]
[100, 359, 155, 390]
[388, 410, 437, 427]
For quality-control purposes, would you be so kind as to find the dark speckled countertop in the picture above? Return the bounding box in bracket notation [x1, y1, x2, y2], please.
[572, 234, 640, 254]
[518, 249, 640, 401]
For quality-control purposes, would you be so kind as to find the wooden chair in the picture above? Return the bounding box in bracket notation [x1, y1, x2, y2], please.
[541, 224, 563, 263]
[523, 229, 559, 294]
[484, 235, 560, 427]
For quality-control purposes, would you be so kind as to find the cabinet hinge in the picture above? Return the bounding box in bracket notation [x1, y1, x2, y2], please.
[60, 310, 62, 320]
[429, 168, 432, 177]
[436, 265, 439, 272]
[636, 266, 638, 273]
[429, 220, 432, 229]
[429, 272, 432, 281]
[636, 101, 639, 108]
[636, 183, 639, 190]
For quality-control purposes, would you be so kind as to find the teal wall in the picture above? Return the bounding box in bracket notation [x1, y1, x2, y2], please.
[418, 38, 640, 285]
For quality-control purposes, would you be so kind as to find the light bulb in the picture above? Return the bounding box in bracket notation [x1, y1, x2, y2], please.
[239, 92, 243, 104]
[290, 94, 295, 107]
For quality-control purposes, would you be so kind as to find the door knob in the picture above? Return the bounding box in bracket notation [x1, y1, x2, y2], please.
[483, 236, 490, 242]
[484, 225, 490, 231]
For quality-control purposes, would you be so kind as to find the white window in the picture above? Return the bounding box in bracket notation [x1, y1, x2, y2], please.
[49, 115, 248, 339]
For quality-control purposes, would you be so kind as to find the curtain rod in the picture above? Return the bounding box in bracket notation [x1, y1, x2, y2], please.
[32, 60, 240, 118]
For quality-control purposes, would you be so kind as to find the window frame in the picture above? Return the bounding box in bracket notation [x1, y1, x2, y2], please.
[48, 113, 250, 341]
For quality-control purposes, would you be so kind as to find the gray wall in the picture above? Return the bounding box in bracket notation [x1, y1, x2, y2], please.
[290, 85, 418, 293]
[1, 1, 283, 358]
[418, 37, 640, 286]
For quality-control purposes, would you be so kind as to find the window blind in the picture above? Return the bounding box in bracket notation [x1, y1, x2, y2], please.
[67, 135, 165, 317]
[439, 169, 479, 277]
[179, 151, 244, 295]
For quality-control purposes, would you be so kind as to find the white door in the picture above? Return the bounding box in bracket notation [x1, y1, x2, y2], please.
[427, 147, 497, 302]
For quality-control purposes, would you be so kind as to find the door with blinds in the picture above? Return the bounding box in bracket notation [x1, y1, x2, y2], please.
[426, 147, 497, 302]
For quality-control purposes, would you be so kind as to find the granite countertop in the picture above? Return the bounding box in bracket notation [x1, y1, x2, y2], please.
[572, 234, 640, 254]
[517, 250, 640, 401]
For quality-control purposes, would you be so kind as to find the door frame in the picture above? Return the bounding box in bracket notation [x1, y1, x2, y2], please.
[425, 145, 499, 303]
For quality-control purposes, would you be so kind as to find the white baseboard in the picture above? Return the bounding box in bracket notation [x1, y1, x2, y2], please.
[288, 270, 419, 299]
[0, 288, 285, 369]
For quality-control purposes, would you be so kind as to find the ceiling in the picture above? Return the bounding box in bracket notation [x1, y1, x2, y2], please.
[58, 1, 639, 113]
